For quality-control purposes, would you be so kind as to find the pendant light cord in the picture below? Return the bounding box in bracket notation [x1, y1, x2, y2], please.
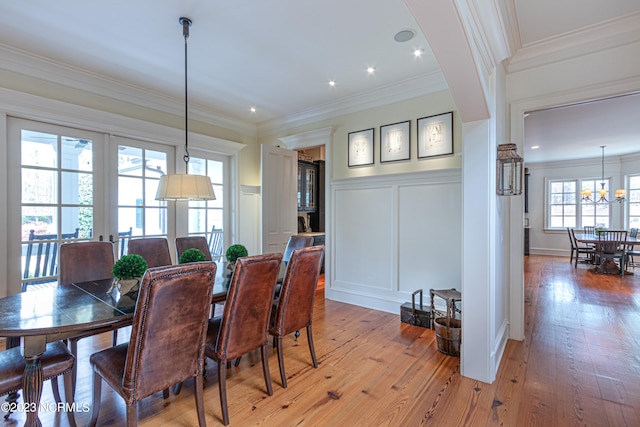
[181, 17, 192, 171]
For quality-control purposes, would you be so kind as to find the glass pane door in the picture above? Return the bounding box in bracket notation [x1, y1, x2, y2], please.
[8, 119, 106, 291]
[113, 137, 173, 256]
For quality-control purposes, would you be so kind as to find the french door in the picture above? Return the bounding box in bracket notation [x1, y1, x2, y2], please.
[7, 118, 174, 292]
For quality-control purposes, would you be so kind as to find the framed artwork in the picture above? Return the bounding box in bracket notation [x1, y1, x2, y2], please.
[380, 120, 410, 163]
[417, 111, 453, 159]
[348, 128, 374, 167]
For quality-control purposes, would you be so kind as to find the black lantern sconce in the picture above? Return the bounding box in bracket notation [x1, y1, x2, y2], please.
[496, 143, 523, 196]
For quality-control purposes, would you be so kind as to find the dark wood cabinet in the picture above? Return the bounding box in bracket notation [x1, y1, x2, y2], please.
[308, 161, 325, 232]
[524, 228, 530, 256]
[298, 161, 317, 212]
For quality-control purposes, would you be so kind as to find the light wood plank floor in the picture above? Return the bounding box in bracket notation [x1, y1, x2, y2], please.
[3, 256, 640, 426]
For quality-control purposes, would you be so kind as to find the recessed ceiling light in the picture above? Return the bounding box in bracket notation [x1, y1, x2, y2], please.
[249, 106, 256, 113]
[328, 80, 336, 87]
[413, 48, 424, 57]
[531, 145, 540, 149]
[394, 29, 415, 43]
[367, 66, 376, 75]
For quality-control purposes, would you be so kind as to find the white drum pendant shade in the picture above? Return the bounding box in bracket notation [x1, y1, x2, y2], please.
[156, 174, 216, 201]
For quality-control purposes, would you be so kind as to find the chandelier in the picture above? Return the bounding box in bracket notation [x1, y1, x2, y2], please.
[580, 146, 626, 203]
[156, 17, 216, 201]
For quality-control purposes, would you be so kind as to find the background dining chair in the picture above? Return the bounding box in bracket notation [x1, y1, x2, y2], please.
[584, 225, 595, 234]
[205, 253, 282, 426]
[274, 235, 315, 294]
[128, 237, 173, 268]
[175, 236, 212, 261]
[89, 262, 216, 427]
[269, 246, 324, 388]
[568, 228, 595, 268]
[59, 241, 121, 393]
[594, 230, 628, 277]
[0, 341, 77, 426]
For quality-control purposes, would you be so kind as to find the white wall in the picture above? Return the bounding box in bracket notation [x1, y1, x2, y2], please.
[328, 169, 461, 313]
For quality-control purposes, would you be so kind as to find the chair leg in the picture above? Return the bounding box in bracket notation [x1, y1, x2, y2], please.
[112, 330, 118, 346]
[218, 361, 229, 426]
[234, 357, 241, 367]
[50, 377, 62, 403]
[307, 325, 318, 369]
[90, 372, 102, 427]
[275, 336, 287, 388]
[125, 402, 137, 427]
[195, 375, 206, 427]
[63, 371, 78, 427]
[261, 344, 273, 396]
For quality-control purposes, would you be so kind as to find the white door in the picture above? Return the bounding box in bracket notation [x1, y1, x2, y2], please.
[8, 118, 108, 293]
[110, 136, 174, 257]
[261, 145, 297, 254]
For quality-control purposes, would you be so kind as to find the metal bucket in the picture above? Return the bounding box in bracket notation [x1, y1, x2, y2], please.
[433, 317, 461, 356]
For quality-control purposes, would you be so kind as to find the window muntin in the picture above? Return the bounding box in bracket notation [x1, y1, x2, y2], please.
[549, 180, 576, 228]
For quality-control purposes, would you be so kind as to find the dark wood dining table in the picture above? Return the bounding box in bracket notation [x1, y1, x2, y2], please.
[574, 232, 639, 274]
[0, 262, 228, 427]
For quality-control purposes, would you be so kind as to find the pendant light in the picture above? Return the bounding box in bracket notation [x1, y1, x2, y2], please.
[580, 145, 626, 204]
[156, 17, 216, 201]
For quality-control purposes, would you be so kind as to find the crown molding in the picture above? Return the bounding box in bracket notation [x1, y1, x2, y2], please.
[0, 86, 245, 154]
[258, 71, 447, 135]
[508, 11, 640, 73]
[0, 43, 257, 136]
[278, 127, 334, 150]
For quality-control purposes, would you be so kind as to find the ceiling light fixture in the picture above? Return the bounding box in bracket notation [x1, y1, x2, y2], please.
[156, 17, 216, 201]
[328, 80, 336, 87]
[580, 145, 626, 203]
[413, 48, 423, 57]
[367, 66, 376, 75]
[250, 106, 256, 113]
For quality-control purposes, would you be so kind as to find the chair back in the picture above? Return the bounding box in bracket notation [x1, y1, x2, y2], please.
[627, 228, 638, 251]
[117, 227, 133, 257]
[123, 263, 216, 401]
[208, 226, 224, 261]
[175, 236, 212, 262]
[584, 225, 595, 234]
[128, 237, 172, 268]
[23, 228, 79, 288]
[271, 246, 324, 337]
[59, 241, 115, 286]
[567, 228, 577, 250]
[596, 230, 627, 254]
[212, 253, 282, 361]
[283, 235, 315, 264]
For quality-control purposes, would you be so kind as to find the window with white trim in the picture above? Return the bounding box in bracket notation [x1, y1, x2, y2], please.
[629, 175, 640, 230]
[547, 178, 612, 230]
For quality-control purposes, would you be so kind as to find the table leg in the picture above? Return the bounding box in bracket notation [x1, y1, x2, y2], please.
[22, 354, 44, 427]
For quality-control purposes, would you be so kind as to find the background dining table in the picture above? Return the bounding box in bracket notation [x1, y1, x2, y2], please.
[0, 261, 228, 427]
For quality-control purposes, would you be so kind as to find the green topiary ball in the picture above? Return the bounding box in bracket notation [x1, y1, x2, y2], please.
[225, 244, 248, 264]
[179, 248, 207, 264]
[112, 254, 148, 279]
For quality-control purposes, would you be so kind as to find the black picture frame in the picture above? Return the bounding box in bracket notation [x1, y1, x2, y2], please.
[380, 120, 410, 163]
[348, 128, 374, 167]
[417, 111, 454, 159]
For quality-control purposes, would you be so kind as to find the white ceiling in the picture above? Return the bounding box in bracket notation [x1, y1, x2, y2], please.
[0, 1, 639, 159]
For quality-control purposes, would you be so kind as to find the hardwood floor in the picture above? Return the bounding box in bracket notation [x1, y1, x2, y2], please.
[3, 257, 640, 426]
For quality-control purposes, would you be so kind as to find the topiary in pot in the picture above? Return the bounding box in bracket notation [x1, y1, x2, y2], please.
[110, 253, 148, 294]
[179, 248, 207, 264]
[225, 244, 248, 264]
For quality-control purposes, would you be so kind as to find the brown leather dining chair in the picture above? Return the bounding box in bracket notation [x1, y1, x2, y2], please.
[128, 237, 173, 268]
[269, 246, 324, 388]
[59, 241, 119, 393]
[175, 236, 212, 261]
[205, 253, 282, 426]
[0, 342, 77, 426]
[89, 262, 217, 427]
